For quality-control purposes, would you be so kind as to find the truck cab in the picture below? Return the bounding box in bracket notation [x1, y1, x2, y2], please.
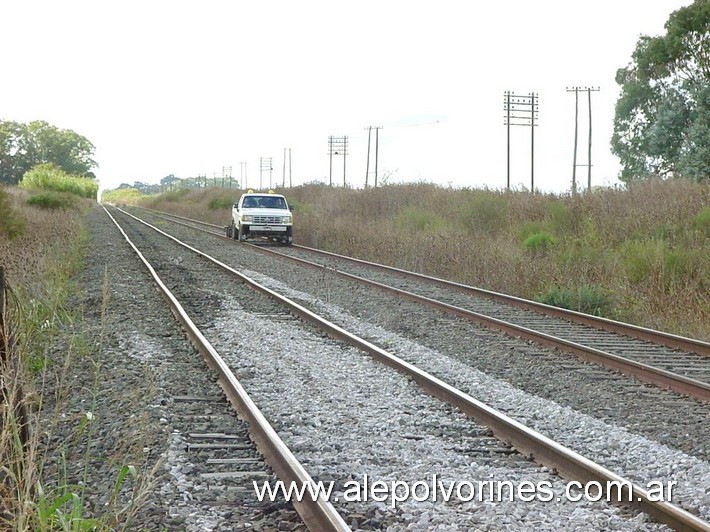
[227, 191, 293, 245]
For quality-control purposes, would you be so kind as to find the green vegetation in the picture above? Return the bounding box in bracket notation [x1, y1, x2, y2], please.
[27, 191, 77, 210]
[522, 231, 556, 253]
[538, 285, 614, 317]
[19, 163, 98, 199]
[613, 0, 709, 182]
[0, 186, 24, 238]
[100, 187, 144, 204]
[207, 195, 234, 210]
[139, 180, 709, 339]
[0, 120, 96, 185]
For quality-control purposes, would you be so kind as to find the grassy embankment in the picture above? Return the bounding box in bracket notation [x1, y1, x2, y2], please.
[1, 167, 142, 529]
[129, 180, 709, 340]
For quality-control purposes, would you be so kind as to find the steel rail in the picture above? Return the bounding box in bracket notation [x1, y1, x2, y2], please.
[113, 206, 710, 532]
[127, 209, 709, 401]
[290, 244, 710, 357]
[132, 206, 710, 356]
[243, 242, 710, 402]
[102, 206, 350, 532]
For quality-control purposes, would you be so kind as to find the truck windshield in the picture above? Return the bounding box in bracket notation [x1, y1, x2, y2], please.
[247, 196, 287, 209]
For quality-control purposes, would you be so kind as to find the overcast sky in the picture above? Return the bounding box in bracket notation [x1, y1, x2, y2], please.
[0, 0, 692, 193]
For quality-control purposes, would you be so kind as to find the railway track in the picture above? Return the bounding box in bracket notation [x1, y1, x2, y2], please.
[106, 205, 710, 531]
[133, 207, 710, 403]
[103, 206, 347, 531]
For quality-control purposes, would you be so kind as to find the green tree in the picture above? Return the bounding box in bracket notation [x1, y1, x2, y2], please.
[612, 0, 709, 182]
[0, 121, 25, 184]
[0, 120, 97, 184]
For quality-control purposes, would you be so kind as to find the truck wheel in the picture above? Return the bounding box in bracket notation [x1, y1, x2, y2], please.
[237, 225, 246, 241]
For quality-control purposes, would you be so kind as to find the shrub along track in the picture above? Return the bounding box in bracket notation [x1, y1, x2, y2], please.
[105, 206, 706, 528]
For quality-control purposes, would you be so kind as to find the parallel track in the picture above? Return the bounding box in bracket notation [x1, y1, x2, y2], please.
[133, 207, 710, 402]
[111, 205, 710, 531]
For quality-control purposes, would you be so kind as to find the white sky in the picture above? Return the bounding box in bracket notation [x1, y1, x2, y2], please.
[0, 0, 692, 193]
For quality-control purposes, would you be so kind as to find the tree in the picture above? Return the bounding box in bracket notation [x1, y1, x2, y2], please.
[0, 121, 25, 185]
[0, 120, 97, 184]
[612, 0, 709, 182]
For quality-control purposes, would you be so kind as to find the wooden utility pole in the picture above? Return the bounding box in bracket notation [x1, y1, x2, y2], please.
[567, 86, 600, 192]
[327, 136, 348, 186]
[503, 91, 538, 192]
[364, 126, 383, 187]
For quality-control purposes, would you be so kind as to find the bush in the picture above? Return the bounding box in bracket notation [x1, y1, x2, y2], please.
[461, 192, 508, 232]
[159, 188, 191, 202]
[538, 285, 614, 317]
[101, 188, 144, 204]
[522, 231, 555, 252]
[27, 192, 76, 210]
[395, 206, 447, 232]
[207, 196, 234, 210]
[545, 202, 574, 234]
[0, 187, 25, 238]
[19, 163, 98, 199]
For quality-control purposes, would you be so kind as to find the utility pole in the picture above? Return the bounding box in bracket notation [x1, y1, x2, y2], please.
[240, 162, 247, 190]
[282, 148, 286, 188]
[503, 91, 539, 192]
[222, 166, 232, 188]
[567, 86, 600, 193]
[259, 157, 272, 190]
[327, 136, 348, 186]
[289, 148, 292, 188]
[364, 126, 383, 187]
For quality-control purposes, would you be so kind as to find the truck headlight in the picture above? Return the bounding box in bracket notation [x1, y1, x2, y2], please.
[241, 215, 253, 222]
[282, 216, 292, 224]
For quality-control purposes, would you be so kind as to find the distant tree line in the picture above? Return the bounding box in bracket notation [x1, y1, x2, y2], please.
[613, 0, 709, 182]
[0, 120, 97, 184]
[115, 173, 241, 195]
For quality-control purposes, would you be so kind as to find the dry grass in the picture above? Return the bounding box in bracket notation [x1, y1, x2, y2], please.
[1, 189, 165, 529]
[142, 180, 709, 339]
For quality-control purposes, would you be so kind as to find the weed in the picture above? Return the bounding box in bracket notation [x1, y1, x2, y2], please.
[538, 285, 615, 317]
[522, 231, 556, 253]
[461, 192, 508, 233]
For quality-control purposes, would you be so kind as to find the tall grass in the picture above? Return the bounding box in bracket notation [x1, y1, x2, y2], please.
[19, 164, 98, 199]
[138, 179, 709, 339]
[1, 188, 156, 529]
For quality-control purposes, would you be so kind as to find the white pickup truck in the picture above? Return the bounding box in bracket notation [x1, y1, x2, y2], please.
[227, 191, 293, 245]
